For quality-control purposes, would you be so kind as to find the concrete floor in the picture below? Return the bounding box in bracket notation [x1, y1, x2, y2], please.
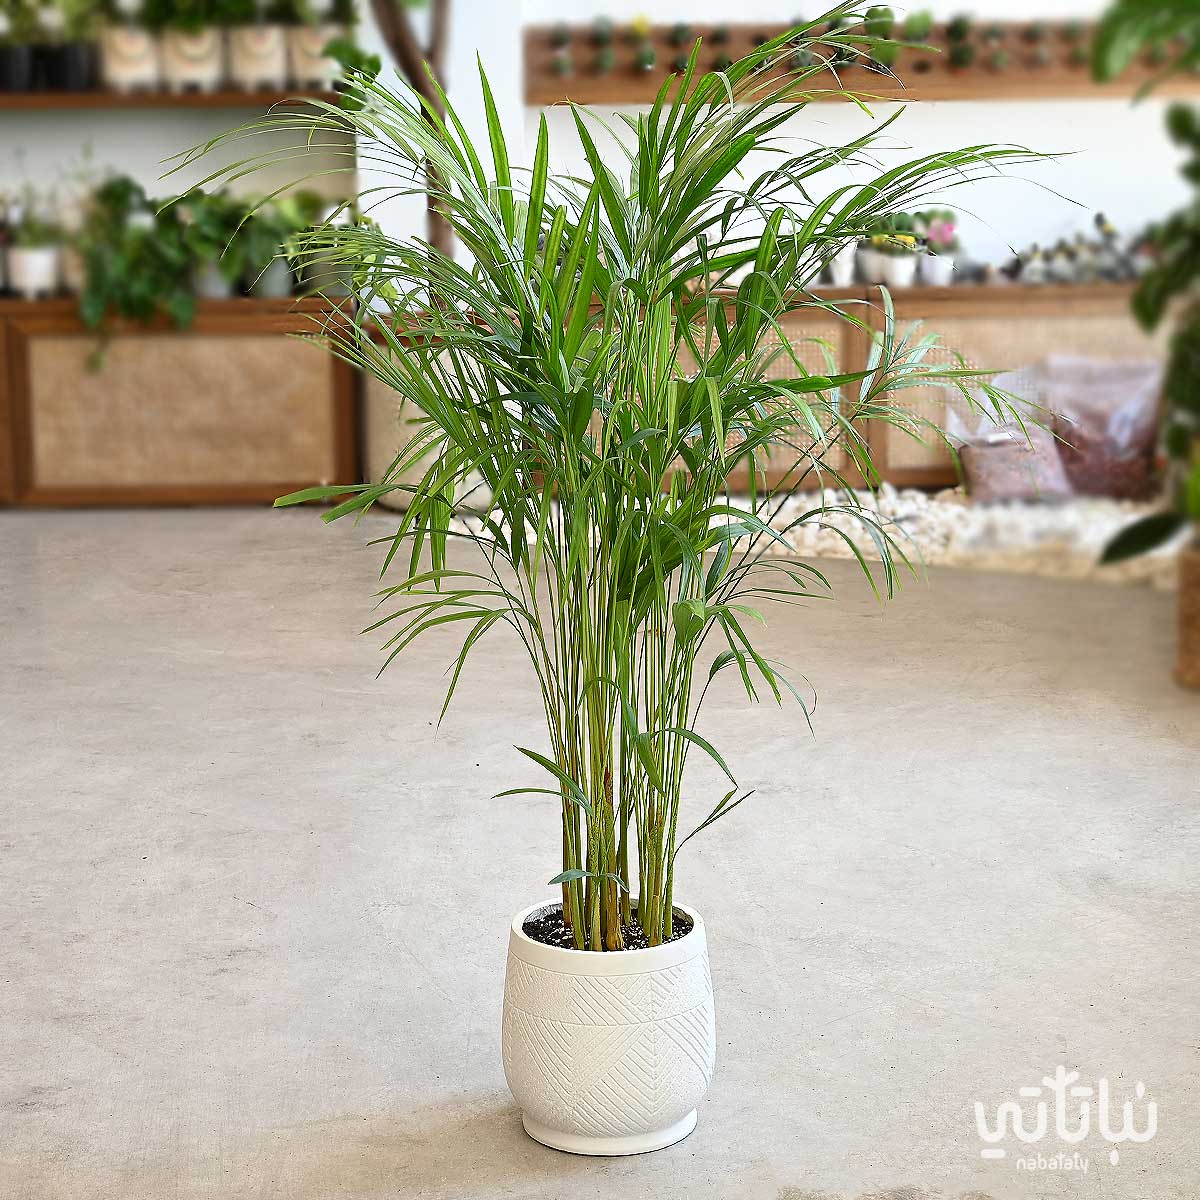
[1, 508, 1197, 1200]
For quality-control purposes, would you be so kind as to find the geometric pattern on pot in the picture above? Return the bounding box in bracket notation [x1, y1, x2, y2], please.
[501, 904, 716, 1145]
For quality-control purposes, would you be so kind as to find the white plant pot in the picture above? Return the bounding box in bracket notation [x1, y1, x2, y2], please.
[502, 900, 715, 1156]
[880, 254, 918, 289]
[228, 24, 288, 90]
[920, 253, 956, 287]
[286, 24, 344, 89]
[856, 245, 886, 286]
[193, 261, 235, 299]
[247, 256, 294, 298]
[161, 28, 225, 92]
[828, 241, 857, 288]
[99, 26, 161, 92]
[7, 246, 61, 299]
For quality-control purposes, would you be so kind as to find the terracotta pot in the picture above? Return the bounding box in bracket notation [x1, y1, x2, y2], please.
[228, 24, 288, 90]
[1178, 543, 1200, 690]
[502, 900, 715, 1156]
[286, 24, 343, 89]
[161, 28, 225, 92]
[99, 26, 160, 92]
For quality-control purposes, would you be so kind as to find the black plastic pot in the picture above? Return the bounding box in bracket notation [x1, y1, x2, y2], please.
[0, 44, 35, 92]
[36, 42, 96, 91]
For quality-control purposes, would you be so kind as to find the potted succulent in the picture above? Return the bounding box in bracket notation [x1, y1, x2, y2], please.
[145, 0, 224, 91]
[1094, 1, 1200, 687]
[8, 200, 61, 297]
[226, 0, 288, 89]
[0, 0, 37, 91]
[98, 0, 160, 91]
[284, 0, 347, 89]
[176, 6, 1042, 1153]
[916, 208, 959, 286]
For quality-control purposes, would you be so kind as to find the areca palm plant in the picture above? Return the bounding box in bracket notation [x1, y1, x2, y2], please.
[175, 3, 1040, 952]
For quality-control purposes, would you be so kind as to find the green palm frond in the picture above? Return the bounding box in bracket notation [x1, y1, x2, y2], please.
[175, 8, 1048, 950]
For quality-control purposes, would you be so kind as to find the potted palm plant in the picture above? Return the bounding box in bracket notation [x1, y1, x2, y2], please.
[174, 2, 1042, 1153]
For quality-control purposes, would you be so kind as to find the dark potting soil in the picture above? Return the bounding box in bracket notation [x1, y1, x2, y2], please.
[522, 903, 693, 951]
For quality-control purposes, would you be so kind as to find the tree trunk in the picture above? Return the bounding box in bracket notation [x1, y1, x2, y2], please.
[368, 0, 454, 257]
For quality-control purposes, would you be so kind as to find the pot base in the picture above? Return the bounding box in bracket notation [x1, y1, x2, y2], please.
[522, 1109, 697, 1157]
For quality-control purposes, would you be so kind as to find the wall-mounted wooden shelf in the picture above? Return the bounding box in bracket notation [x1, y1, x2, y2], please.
[0, 88, 339, 111]
[525, 21, 1200, 107]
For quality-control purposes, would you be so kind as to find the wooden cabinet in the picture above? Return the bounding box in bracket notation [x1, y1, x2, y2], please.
[0, 285, 1159, 506]
[0, 298, 358, 506]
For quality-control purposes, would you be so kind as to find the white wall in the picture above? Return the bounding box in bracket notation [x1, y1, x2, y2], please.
[0, 0, 1184, 260]
[519, 0, 1185, 264]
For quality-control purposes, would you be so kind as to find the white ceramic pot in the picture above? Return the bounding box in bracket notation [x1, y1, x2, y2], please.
[286, 24, 344, 89]
[193, 261, 235, 299]
[856, 245, 885, 286]
[881, 253, 918, 289]
[229, 24, 288, 90]
[502, 900, 715, 1156]
[99, 26, 161, 91]
[161, 28, 225, 92]
[920, 253, 956, 287]
[8, 246, 61, 299]
[828, 241, 857, 288]
[247, 256, 294, 298]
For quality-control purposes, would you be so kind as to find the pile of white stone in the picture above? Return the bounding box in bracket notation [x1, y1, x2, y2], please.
[760, 485, 1180, 590]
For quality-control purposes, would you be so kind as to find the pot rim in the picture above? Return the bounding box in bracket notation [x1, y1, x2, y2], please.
[508, 898, 706, 976]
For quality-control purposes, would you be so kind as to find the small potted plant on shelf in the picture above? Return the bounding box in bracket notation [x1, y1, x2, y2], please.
[75, 173, 196, 337]
[7, 188, 63, 298]
[240, 200, 297, 296]
[226, 0, 288, 90]
[173, 7, 1044, 1154]
[285, 0, 348, 89]
[877, 212, 920, 287]
[177, 187, 248, 297]
[0, 0, 37, 91]
[144, 0, 224, 91]
[33, 0, 97, 90]
[98, 0, 160, 91]
[916, 208, 959, 285]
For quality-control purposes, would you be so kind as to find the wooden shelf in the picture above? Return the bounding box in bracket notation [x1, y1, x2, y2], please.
[0, 88, 339, 110]
[526, 21, 1200, 106]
